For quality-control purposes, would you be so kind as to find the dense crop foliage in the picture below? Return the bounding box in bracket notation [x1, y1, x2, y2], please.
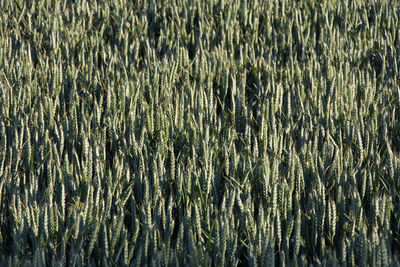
[1, 0, 400, 265]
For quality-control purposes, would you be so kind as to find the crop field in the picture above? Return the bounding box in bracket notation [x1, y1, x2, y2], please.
[1, 0, 400, 265]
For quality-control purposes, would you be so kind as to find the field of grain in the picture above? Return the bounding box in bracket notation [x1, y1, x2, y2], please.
[0, 0, 400, 265]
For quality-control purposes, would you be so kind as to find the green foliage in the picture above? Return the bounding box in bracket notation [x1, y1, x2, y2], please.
[0, 0, 400, 265]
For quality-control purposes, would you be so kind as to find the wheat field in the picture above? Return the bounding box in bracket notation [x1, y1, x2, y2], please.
[0, 0, 400, 265]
